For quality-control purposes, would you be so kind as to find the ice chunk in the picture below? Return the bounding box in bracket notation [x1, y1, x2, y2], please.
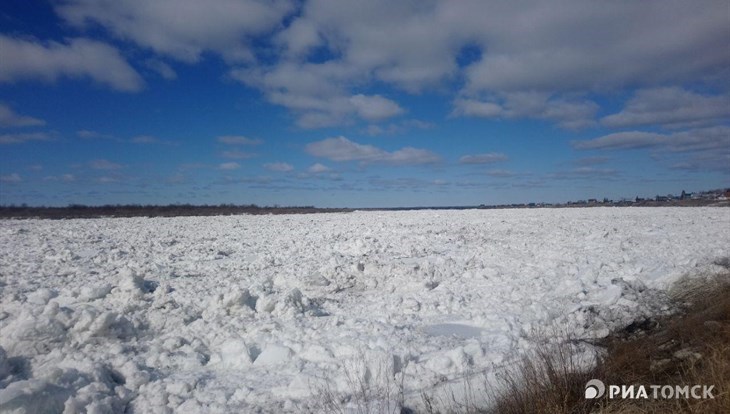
[0, 347, 10, 381]
[212, 340, 253, 369]
[0, 379, 70, 413]
[253, 344, 293, 365]
[79, 284, 113, 302]
[423, 323, 483, 339]
[27, 288, 57, 306]
[590, 285, 622, 306]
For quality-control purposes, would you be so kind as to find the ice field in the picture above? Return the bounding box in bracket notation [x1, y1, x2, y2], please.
[0, 207, 728, 412]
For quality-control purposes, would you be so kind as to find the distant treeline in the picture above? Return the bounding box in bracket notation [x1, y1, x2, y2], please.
[0, 204, 354, 219]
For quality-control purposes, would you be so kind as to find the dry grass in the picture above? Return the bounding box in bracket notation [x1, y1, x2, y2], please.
[595, 263, 730, 414]
[483, 260, 730, 414]
[310, 353, 406, 414]
[487, 340, 601, 414]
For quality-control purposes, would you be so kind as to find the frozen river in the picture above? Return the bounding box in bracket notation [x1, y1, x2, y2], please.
[1, 208, 728, 412]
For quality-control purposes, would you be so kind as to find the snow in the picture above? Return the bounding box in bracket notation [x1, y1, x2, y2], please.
[0, 208, 728, 412]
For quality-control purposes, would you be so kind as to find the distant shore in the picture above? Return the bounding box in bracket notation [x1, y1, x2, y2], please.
[0, 197, 727, 220]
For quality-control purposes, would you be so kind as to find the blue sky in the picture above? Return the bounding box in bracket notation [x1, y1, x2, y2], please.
[1, 0, 728, 208]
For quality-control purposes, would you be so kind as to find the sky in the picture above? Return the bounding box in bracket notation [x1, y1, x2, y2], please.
[0, 0, 728, 208]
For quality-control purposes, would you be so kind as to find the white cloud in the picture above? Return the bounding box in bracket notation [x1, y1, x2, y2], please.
[96, 176, 119, 183]
[55, 0, 295, 63]
[365, 118, 435, 136]
[349, 94, 405, 121]
[44, 174, 76, 182]
[258, 1, 727, 128]
[485, 169, 516, 178]
[279, 0, 461, 92]
[10, 0, 721, 134]
[573, 131, 667, 150]
[0, 103, 45, 128]
[221, 150, 257, 159]
[459, 152, 509, 164]
[549, 167, 619, 180]
[453, 93, 598, 130]
[306, 136, 382, 162]
[0, 35, 143, 92]
[264, 162, 294, 172]
[0, 132, 55, 145]
[77, 130, 110, 139]
[144, 59, 177, 80]
[0, 173, 22, 183]
[452, 99, 503, 118]
[219, 162, 240, 170]
[459, 2, 728, 93]
[305, 136, 440, 165]
[601, 88, 730, 128]
[89, 159, 123, 170]
[387, 147, 441, 165]
[129, 135, 175, 145]
[130, 135, 159, 144]
[573, 156, 610, 166]
[234, 64, 406, 128]
[573, 126, 730, 153]
[217, 135, 262, 145]
[307, 163, 331, 173]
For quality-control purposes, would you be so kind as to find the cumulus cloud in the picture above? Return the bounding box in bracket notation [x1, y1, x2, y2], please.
[306, 136, 384, 162]
[368, 176, 450, 191]
[130, 135, 159, 144]
[305, 136, 440, 165]
[44, 174, 76, 182]
[0, 173, 22, 183]
[453, 93, 598, 129]
[459, 152, 509, 164]
[12, 0, 721, 133]
[0, 35, 143, 92]
[264, 162, 294, 172]
[89, 159, 123, 170]
[459, 2, 728, 93]
[77, 130, 112, 139]
[573, 131, 665, 150]
[349, 94, 405, 121]
[54, 0, 295, 63]
[365, 121, 427, 136]
[241, 0, 726, 129]
[573, 126, 730, 154]
[572, 156, 610, 166]
[144, 59, 177, 80]
[485, 169, 516, 178]
[549, 167, 619, 180]
[601, 88, 730, 129]
[0, 132, 55, 145]
[232, 65, 406, 128]
[219, 162, 240, 170]
[307, 163, 331, 173]
[96, 176, 119, 183]
[0, 103, 45, 128]
[217, 135, 262, 145]
[221, 150, 257, 159]
[669, 151, 730, 174]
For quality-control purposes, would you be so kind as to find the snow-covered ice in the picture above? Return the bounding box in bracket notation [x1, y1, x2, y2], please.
[0, 208, 728, 412]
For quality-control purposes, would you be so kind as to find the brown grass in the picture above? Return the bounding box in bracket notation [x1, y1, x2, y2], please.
[484, 261, 730, 414]
[310, 354, 406, 414]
